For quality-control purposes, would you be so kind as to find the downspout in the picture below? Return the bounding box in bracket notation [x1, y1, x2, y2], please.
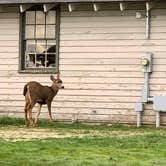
[145, 2, 151, 39]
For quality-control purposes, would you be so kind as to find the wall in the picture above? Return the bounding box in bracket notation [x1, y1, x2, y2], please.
[0, 3, 166, 125]
[59, 3, 144, 124]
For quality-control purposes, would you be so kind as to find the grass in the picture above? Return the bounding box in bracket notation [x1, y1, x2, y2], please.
[0, 117, 165, 166]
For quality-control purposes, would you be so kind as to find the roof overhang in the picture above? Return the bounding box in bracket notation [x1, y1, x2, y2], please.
[0, 0, 151, 5]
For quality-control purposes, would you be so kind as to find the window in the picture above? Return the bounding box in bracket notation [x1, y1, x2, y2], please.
[19, 7, 60, 73]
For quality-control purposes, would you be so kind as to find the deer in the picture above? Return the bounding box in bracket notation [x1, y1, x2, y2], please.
[23, 74, 64, 127]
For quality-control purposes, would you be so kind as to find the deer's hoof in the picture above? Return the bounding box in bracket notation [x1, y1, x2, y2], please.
[49, 119, 54, 123]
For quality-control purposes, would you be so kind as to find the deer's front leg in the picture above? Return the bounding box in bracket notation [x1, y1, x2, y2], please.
[47, 101, 53, 122]
[34, 103, 42, 125]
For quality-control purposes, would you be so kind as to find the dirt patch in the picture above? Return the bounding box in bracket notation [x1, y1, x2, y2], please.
[0, 128, 153, 142]
[0, 128, 77, 142]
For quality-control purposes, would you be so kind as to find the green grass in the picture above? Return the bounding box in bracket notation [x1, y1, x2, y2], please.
[0, 117, 166, 166]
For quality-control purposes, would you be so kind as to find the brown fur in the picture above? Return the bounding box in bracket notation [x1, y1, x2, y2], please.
[23, 74, 64, 127]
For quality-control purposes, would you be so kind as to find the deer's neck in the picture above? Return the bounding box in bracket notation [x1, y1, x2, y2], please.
[50, 85, 59, 94]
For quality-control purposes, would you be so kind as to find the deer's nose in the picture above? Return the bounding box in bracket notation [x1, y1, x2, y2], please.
[61, 86, 64, 89]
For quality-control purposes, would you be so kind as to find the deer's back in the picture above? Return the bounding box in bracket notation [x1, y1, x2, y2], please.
[27, 81, 55, 102]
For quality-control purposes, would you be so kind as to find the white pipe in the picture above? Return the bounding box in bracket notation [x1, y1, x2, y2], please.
[146, 2, 151, 11]
[146, 7, 150, 39]
[137, 112, 141, 127]
[120, 2, 125, 11]
[93, 4, 99, 12]
[142, 73, 149, 103]
[148, 97, 153, 102]
[156, 111, 160, 128]
[68, 4, 73, 12]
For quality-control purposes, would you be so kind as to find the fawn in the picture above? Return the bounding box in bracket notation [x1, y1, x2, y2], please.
[23, 74, 64, 127]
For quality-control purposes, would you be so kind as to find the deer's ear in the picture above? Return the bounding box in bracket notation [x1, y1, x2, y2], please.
[50, 75, 55, 81]
[57, 73, 60, 79]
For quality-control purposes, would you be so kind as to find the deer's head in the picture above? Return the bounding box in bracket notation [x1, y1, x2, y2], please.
[50, 74, 64, 89]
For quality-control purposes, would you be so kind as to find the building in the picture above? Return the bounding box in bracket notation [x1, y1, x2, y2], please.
[0, 0, 166, 126]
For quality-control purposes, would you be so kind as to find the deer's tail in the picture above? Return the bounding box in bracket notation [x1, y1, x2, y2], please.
[23, 83, 28, 96]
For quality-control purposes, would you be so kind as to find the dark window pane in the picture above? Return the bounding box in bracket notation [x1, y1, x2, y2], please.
[47, 53, 55, 67]
[46, 40, 56, 67]
[47, 40, 56, 51]
[36, 54, 46, 67]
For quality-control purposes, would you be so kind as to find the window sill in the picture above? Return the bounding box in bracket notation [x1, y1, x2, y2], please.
[18, 69, 58, 74]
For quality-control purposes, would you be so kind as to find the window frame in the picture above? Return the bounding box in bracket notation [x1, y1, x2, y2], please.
[18, 6, 60, 74]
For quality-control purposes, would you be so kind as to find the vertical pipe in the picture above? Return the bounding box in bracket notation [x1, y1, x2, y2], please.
[142, 72, 149, 103]
[156, 111, 160, 128]
[137, 112, 141, 127]
[93, 4, 99, 12]
[68, 4, 73, 12]
[146, 8, 150, 39]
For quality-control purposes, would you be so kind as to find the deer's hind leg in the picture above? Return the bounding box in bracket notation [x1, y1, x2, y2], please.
[24, 100, 29, 127]
[34, 103, 42, 126]
[27, 101, 36, 127]
[25, 87, 36, 127]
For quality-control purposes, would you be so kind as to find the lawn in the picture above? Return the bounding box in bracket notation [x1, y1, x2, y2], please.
[0, 118, 165, 166]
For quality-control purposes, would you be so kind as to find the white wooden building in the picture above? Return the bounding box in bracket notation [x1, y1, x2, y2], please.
[0, 0, 166, 126]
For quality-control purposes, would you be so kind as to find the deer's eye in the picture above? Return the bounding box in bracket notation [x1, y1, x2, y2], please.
[58, 80, 62, 83]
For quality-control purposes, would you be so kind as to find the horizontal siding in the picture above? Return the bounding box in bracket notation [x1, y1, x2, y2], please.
[60, 7, 144, 123]
[149, 8, 166, 109]
[59, 5, 166, 125]
[1, 70, 166, 78]
[0, 5, 166, 125]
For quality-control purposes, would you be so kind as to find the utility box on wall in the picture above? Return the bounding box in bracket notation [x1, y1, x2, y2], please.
[141, 52, 153, 73]
[153, 96, 166, 112]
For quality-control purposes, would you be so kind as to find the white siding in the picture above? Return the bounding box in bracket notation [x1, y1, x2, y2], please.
[58, 6, 144, 124]
[59, 4, 166, 125]
[0, 4, 166, 125]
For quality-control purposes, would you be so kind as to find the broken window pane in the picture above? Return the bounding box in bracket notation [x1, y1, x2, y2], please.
[47, 53, 56, 67]
[26, 40, 36, 53]
[36, 41, 47, 67]
[36, 40, 46, 54]
[25, 40, 36, 68]
[23, 10, 57, 70]
[47, 40, 56, 51]
[36, 54, 46, 67]
[26, 53, 36, 68]
[46, 40, 56, 67]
